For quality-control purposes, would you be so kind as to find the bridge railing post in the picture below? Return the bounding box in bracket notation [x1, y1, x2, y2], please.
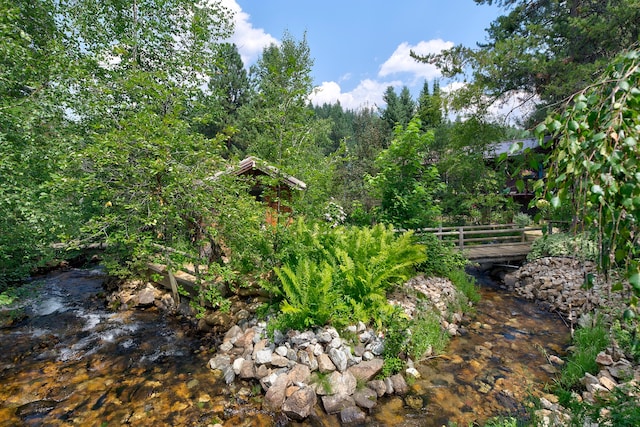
[458, 226, 464, 249]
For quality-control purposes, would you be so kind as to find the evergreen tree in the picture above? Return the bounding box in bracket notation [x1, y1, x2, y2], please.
[416, 80, 443, 130]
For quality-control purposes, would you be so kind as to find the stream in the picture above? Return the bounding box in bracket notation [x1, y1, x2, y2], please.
[0, 268, 570, 426]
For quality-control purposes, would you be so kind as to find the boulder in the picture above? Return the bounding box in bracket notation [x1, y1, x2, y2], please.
[282, 387, 317, 421]
[340, 406, 366, 424]
[348, 359, 383, 382]
[321, 394, 355, 414]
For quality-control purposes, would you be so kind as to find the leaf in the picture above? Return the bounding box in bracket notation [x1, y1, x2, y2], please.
[591, 184, 604, 196]
[630, 272, 640, 294]
[550, 196, 561, 208]
[582, 273, 595, 290]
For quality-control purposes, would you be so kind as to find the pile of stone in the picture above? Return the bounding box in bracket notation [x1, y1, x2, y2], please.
[207, 321, 410, 424]
[503, 257, 623, 319]
[534, 346, 640, 426]
[112, 274, 468, 423]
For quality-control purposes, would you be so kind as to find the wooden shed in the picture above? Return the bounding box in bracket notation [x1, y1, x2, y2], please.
[215, 156, 307, 226]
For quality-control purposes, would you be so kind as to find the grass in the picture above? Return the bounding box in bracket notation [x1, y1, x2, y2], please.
[556, 322, 608, 393]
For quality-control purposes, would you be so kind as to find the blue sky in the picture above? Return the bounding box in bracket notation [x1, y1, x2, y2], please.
[222, 0, 504, 110]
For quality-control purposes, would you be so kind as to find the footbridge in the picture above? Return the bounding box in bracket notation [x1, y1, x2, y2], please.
[415, 224, 543, 265]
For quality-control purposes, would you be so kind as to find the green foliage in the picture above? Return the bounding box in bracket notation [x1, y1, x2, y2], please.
[273, 259, 344, 330]
[367, 117, 445, 228]
[482, 417, 519, 427]
[267, 220, 427, 332]
[408, 310, 449, 360]
[562, 383, 640, 427]
[613, 319, 640, 363]
[417, 233, 468, 277]
[513, 212, 532, 227]
[420, 0, 640, 124]
[556, 323, 609, 393]
[527, 232, 598, 262]
[535, 50, 640, 313]
[447, 269, 481, 306]
[380, 357, 405, 378]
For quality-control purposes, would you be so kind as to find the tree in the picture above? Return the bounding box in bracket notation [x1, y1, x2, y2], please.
[240, 32, 335, 218]
[199, 43, 251, 155]
[535, 50, 640, 313]
[58, 0, 245, 281]
[0, 0, 78, 285]
[367, 117, 444, 228]
[381, 86, 415, 130]
[416, 80, 443, 131]
[414, 0, 640, 124]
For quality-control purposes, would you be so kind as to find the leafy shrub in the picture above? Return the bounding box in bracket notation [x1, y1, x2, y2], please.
[447, 268, 481, 306]
[272, 260, 346, 330]
[266, 220, 426, 331]
[408, 310, 449, 360]
[527, 232, 598, 261]
[417, 233, 468, 277]
[514, 212, 532, 227]
[613, 319, 640, 363]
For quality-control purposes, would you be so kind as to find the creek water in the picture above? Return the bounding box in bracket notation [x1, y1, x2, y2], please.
[0, 268, 570, 426]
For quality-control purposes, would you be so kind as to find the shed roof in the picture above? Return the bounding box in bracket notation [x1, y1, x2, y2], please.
[213, 156, 307, 191]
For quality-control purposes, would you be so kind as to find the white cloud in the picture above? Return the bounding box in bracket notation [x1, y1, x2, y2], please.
[220, 0, 279, 65]
[310, 79, 402, 111]
[378, 39, 453, 80]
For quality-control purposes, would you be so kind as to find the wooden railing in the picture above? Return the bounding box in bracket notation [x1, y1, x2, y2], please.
[413, 223, 542, 249]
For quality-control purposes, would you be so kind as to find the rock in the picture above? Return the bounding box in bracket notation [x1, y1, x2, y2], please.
[328, 348, 348, 372]
[327, 371, 357, 396]
[290, 331, 315, 347]
[405, 367, 420, 379]
[596, 352, 614, 366]
[135, 286, 157, 306]
[321, 394, 355, 414]
[222, 365, 235, 384]
[599, 376, 617, 391]
[271, 354, 289, 368]
[208, 354, 231, 371]
[340, 406, 366, 424]
[235, 328, 256, 348]
[232, 357, 244, 375]
[368, 341, 384, 356]
[239, 359, 256, 379]
[275, 345, 288, 357]
[348, 359, 383, 382]
[582, 373, 600, 387]
[298, 349, 318, 371]
[390, 374, 408, 395]
[548, 355, 564, 365]
[384, 377, 394, 395]
[264, 374, 290, 410]
[223, 325, 242, 345]
[404, 394, 423, 410]
[255, 349, 273, 365]
[353, 387, 377, 410]
[317, 353, 336, 373]
[288, 363, 311, 385]
[282, 387, 317, 421]
[367, 380, 387, 397]
[540, 364, 558, 375]
[204, 311, 233, 328]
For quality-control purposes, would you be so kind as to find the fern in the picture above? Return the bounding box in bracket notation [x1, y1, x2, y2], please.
[274, 259, 343, 330]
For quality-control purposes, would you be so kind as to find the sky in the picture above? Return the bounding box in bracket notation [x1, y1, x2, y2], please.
[220, 0, 505, 111]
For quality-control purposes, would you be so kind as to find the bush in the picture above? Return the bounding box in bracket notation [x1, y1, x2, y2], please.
[514, 212, 532, 227]
[417, 233, 468, 277]
[265, 220, 427, 331]
[527, 232, 598, 261]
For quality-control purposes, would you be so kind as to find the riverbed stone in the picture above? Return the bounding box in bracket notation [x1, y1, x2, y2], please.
[288, 363, 311, 385]
[353, 387, 377, 410]
[254, 348, 272, 365]
[317, 353, 336, 373]
[321, 394, 354, 414]
[282, 387, 317, 421]
[239, 359, 256, 379]
[326, 371, 357, 396]
[208, 354, 231, 371]
[340, 406, 366, 424]
[348, 358, 383, 382]
[264, 373, 290, 410]
[328, 348, 348, 372]
[367, 380, 387, 397]
[390, 374, 408, 395]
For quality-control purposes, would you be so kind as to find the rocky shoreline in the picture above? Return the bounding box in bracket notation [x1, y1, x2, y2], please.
[107, 274, 468, 424]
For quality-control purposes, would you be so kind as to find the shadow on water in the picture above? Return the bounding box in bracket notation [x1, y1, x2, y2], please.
[0, 268, 570, 426]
